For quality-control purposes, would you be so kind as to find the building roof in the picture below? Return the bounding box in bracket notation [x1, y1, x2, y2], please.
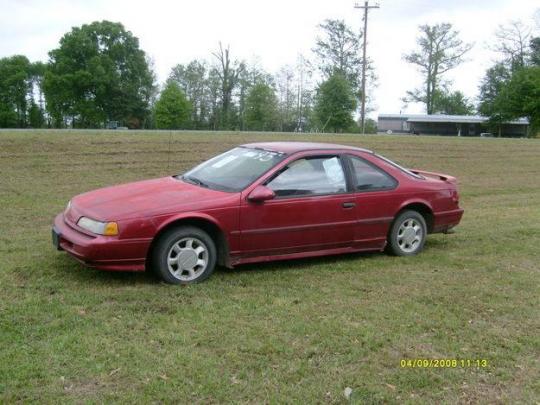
[378, 114, 529, 125]
[241, 142, 372, 154]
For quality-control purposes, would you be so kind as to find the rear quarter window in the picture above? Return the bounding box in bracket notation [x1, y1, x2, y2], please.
[349, 156, 397, 191]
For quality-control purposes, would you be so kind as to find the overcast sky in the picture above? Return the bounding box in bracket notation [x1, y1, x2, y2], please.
[1, 0, 538, 117]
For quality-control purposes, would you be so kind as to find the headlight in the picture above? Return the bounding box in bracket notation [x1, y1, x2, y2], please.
[77, 217, 119, 236]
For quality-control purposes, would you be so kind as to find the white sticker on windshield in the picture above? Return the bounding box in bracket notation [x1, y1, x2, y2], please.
[256, 152, 275, 162]
[211, 155, 238, 168]
[242, 150, 276, 162]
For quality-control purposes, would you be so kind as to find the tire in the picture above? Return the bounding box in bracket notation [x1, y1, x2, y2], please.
[151, 226, 217, 284]
[387, 210, 427, 256]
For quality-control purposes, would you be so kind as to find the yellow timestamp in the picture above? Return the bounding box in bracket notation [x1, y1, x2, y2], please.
[400, 359, 488, 368]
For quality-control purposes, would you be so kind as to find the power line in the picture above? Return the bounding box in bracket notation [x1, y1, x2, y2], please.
[354, 1, 380, 134]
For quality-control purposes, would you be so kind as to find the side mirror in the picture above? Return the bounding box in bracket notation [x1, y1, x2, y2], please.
[247, 185, 275, 203]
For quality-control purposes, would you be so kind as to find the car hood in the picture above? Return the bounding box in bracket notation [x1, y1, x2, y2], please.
[71, 177, 235, 221]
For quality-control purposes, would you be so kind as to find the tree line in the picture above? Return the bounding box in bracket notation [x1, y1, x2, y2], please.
[0, 15, 538, 135]
[0, 19, 372, 133]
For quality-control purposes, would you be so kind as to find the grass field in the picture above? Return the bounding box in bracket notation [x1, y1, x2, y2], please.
[0, 130, 539, 403]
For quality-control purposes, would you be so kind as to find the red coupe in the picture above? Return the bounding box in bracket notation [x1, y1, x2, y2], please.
[52, 142, 464, 284]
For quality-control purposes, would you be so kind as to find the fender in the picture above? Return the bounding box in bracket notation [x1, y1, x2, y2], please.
[154, 211, 226, 234]
[395, 197, 434, 216]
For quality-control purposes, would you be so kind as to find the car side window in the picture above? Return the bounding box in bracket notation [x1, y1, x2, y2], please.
[266, 156, 347, 197]
[349, 156, 397, 191]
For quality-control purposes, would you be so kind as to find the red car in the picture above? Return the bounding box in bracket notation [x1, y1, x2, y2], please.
[52, 142, 463, 284]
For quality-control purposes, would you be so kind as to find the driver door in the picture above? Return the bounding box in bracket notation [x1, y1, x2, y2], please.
[239, 155, 357, 258]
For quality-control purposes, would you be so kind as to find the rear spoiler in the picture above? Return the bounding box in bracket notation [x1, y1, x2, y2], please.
[410, 169, 457, 184]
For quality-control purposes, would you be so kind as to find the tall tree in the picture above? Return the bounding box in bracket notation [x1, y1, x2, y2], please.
[245, 81, 278, 131]
[492, 21, 532, 71]
[28, 100, 45, 128]
[480, 19, 538, 136]
[313, 19, 362, 86]
[275, 56, 315, 132]
[212, 43, 244, 129]
[169, 60, 210, 129]
[314, 72, 356, 133]
[0, 55, 32, 127]
[29, 61, 47, 126]
[312, 19, 376, 111]
[244, 82, 279, 131]
[43, 20, 155, 128]
[154, 81, 192, 129]
[206, 67, 223, 130]
[478, 62, 512, 117]
[236, 63, 272, 130]
[493, 66, 540, 136]
[403, 23, 473, 114]
[275, 65, 297, 131]
[294, 54, 314, 132]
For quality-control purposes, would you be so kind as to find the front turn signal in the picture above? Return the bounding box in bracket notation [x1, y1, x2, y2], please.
[103, 222, 119, 236]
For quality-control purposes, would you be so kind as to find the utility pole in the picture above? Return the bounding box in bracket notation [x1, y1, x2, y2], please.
[355, 1, 379, 134]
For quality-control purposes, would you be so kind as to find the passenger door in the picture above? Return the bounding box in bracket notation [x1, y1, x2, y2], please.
[239, 155, 357, 258]
[345, 155, 400, 250]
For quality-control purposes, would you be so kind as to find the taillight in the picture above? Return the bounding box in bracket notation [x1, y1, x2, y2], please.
[451, 189, 460, 206]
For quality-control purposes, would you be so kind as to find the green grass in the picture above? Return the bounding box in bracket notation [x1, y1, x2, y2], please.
[0, 130, 539, 403]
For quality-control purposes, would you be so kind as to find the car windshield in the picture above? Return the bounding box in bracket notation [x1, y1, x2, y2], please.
[374, 153, 424, 179]
[179, 147, 286, 192]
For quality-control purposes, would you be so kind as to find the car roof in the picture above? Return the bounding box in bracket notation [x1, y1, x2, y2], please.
[240, 141, 372, 154]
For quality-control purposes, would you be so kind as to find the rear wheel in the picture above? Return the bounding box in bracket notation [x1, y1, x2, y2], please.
[387, 210, 427, 256]
[151, 226, 217, 284]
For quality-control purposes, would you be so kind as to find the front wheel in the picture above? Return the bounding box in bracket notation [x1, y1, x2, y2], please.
[387, 210, 427, 256]
[151, 226, 217, 284]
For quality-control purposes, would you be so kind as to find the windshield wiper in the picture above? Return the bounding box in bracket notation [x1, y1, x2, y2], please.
[182, 175, 209, 188]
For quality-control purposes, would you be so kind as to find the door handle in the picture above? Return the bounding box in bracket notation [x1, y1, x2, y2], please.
[342, 202, 356, 208]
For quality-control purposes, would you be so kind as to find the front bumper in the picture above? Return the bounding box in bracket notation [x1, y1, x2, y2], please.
[52, 213, 150, 271]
